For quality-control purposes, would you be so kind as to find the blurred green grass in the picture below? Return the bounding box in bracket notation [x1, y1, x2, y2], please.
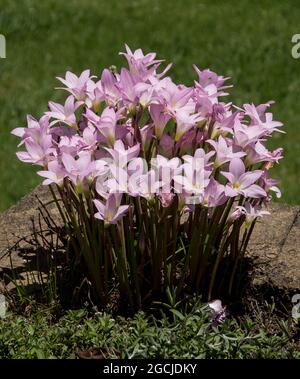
[0, 0, 299, 211]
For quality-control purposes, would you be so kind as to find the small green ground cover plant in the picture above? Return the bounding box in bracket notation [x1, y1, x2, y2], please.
[0, 297, 299, 359]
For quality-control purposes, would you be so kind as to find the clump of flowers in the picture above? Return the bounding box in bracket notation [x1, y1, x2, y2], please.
[12, 45, 284, 310]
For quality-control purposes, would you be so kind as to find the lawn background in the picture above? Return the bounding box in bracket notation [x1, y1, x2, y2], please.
[0, 0, 300, 211]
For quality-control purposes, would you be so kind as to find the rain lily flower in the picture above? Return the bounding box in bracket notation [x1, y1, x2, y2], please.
[47, 95, 82, 129]
[182, 148, 214, 171]
[174, 159, 210, 201]
[104, 140, 140, 167]
[116, 68, 139, 109]
[86, 79, 105, 112]
[13, 46, 281, 213]
[57, 135, 84, 155]
[177, 129, 204, 156]
[120, 44, 170, 81]
[208, 135, 246, 168]
[56, 69, 92, 101]
[175, 109, 204, 142]
[140, 124, 154, 148]
[16, 138, 54, 166]
[221, 158, 266, 198]
[158, 134, 174, 158]
[85, 106, 118, 146]
[12, 115, 50, 146]
[260, 171, 282, 198]
[158, 192, 175, 207]
[94, 193, 130, 225]
[244, 141, 284, 166]
[194, 66, 231, 98]
[135, 169, 161, 200]
[37, 160, 66, 186]
[208, 299, 228, 326]
[104, 164, 136, 196]
[210, 110, 239, 139]
[233, 119, 265, 148]
[203, 178, 227, 208]
[243, 103, 284, 135]
[151, 155, 181, 192]
[161, 81, 193, 116]
[100, 68, 121, 106]
[61, 151, 95, 187]
[235, 202, 270, 228]
[149, 104, 170, 139]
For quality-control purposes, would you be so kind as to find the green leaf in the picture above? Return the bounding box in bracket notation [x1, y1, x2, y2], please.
[170, 309, 185, 321]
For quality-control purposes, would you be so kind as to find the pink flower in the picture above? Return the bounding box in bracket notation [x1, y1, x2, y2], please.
[193, 66, 231, 99]
[135, 170, 161, 200]
[85, 106, 118, 146]
[100, 158, 145, 197]
[221, 158, 266, 198]
[149, 104, 171, 139]
[47, 95, 81, 128]
[61, 151, 95, 186]
[174, 109, 204, 142]
[208, 299, 228, 325]
[14, 115, 55, 166]
[151, 155, 181, 193]
[93, 193, 129, 225]
[120, 44, 170, 81]
[203, 178, 227, 207]
[16, 138, 54, 166]
[182, 148, 214, 171]
[105, 140, 140, 167]
[116, 68, 139, 109]
[259, 171, 281, 198]
[235, 202, 270, 228]
[58, 135, 83, 155]
[37, 160, 66, 186]
[158, 134, 175, 158]
[208, 135, 245, 168]
[86, 79, 105, 111]
[56, 69, 92, 101]
[158, 192, 175, 207]
[177, 129, 204, 156]
[233, 119, 265, 148]
[160, 81, 193, 116]
[243, 103, 284, 135]
[245, 141, 284, 166]
[12, 115, 50, 146]
[174, 156, 210, 201]
[81, 125, 99, 151]
[140, 124, 154, 148]
[100, 68, 121, 106]
[209, 110, 240, 139]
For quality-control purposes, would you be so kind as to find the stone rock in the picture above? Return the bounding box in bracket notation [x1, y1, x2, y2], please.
[0, 185, 60, 291]
[246, 203, 300, 290]
[0, 185, 300, 293]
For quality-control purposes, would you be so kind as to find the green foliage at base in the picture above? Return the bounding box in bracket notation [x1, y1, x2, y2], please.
[0, 301, 299, 359]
